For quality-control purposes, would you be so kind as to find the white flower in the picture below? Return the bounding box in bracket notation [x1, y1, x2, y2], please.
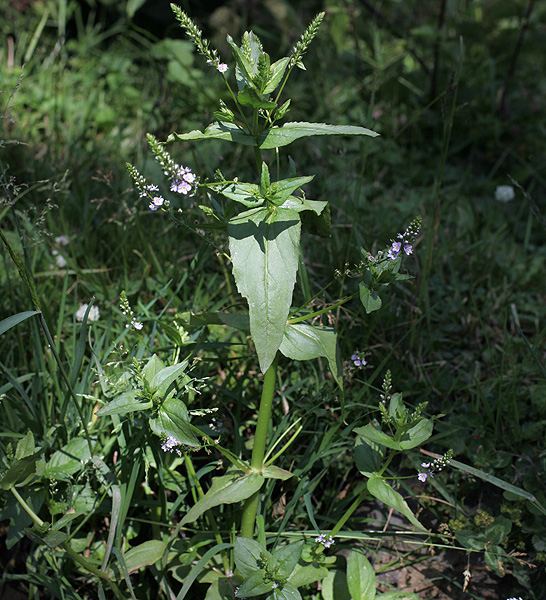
[76, 304, 100, 322]
[55, 235, 70, 246]
[495, 185, 515, 202]
[52, 250, 67, 268]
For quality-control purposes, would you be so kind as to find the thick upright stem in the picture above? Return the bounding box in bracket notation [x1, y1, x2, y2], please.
[240, 355, 278, 538]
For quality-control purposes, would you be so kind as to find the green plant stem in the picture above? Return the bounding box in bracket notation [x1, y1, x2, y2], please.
[10, 487, 123, 597]
[330, 488, 368, 538]
[184, 454, 230, 574]
[240, 354, 279, 539]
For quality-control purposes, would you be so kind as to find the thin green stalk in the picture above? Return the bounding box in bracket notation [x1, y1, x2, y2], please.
[184, 454, 230, 574]
[11, 487, 123, 597]
[330, 489, 368, 538]
[240, 355, 279, 539]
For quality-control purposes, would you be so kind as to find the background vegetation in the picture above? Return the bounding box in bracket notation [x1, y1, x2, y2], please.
[1, 0, 545, 598]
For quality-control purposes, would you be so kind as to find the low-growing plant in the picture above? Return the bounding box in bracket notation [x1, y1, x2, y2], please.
[1, 5, 542, 600]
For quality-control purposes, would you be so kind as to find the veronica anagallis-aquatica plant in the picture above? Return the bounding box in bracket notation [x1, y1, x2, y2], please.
[123, 7, 426, 599]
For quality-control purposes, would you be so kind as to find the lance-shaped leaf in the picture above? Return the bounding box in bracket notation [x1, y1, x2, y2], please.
[149, 397, 199, 448]
[279, 322, 342, 389]
[167, 121, 379, 150]
[263, 57, 290, 94]
[181, 471, 264, 526]
[258, 122, 379, 149]
[280, 197, 326, 215]
[228, 206, 301, 373]
[268, 175, 314, 206]
[366, 474, 427, 531]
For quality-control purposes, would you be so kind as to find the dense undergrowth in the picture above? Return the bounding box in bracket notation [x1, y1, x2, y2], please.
[1, 1, 545, 599]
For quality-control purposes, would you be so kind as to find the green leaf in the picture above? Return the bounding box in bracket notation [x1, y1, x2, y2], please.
[268, 175, 314, 207]
[226, 34, 255, 89]
[346, 550, 376, 600]
[354, 424, 400, 451]
[301, 203, 331, 238]
[484, 544, 508, 578]
[485, 516, 512, 545]
[263, 57, 290, 94]
[167, 121, 379, 150]
[168, 122, 256, 147]
[448, 457, 542, 508]
[272, 583, 302, 600]
[263, 465, 293, 480]
[142, 354, 166, 384]
[288, 563, 328, 588]
[399, 418, 433, 449]
[454, 529, 486, 551]
[366, 475, 427, 531]
[260, 162, 271, 195]
[320, 570, 351, 600]
[359, 283, 382, 314]
[44, 436, 92, 481]
[15, 430, 35, 459]
[354, 436, 384, 478]
[150, 361, 189, 397]
[272, 541, 303, 579]
[279, 322, 342, 389]
[181, 471, 264, 526]
[0, 310, 39, 336]
[123, 540, 167, 574]
[228, 207, 301, 373]
[234, 537, 269, 577]
[96, 390, 153, 417]
[149, 396, 199, 448]
[1, 453, 40, 490]
[238, 86, 276, 109]
[235, 570, 271, 598]
[258, 122, 379, 150]
[281, 198, 326, 216]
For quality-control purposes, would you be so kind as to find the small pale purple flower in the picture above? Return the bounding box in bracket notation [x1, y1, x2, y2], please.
[387, 241, 402, 260]
[404, 244, 413, 255]
[271, 583, 278, 589]
[418, 472, 428, 482]
[218, 63, 228, 73]
[351, 351, 366, 368]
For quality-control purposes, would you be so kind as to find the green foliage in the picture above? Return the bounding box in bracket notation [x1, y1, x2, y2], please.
[1, 1, 545, 599]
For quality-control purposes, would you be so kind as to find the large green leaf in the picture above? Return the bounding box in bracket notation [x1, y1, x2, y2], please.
[149, 397, 199, 448]
[150, 361, 189, 398]
[234, 537, 269, 577]
[168, 121, 379, 150]
[354, 424, 400, 451]
[213, 181, 264, 207]
[123, 540, 167, 574]
[228, 207, 301, 373]
[366, 475, 427, 531]
[268, 175, 314, 206]
[181, 471, 264, 526]
[44, 436, 92, 481]
[279, 323, 342, 389]
[272, 541, 303, 580]
[346, 550, 375, 600]
[96, 390, 153, 417]
[258, 122, 379, 149]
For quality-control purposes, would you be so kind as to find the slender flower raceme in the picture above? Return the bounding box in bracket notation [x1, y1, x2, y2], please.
[147, 134, 198, 197]
[119, 291, 143, 330]
[126, 163, 167, 211]
[417, 450, 453, 483]
[387, 217, 421, 260]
